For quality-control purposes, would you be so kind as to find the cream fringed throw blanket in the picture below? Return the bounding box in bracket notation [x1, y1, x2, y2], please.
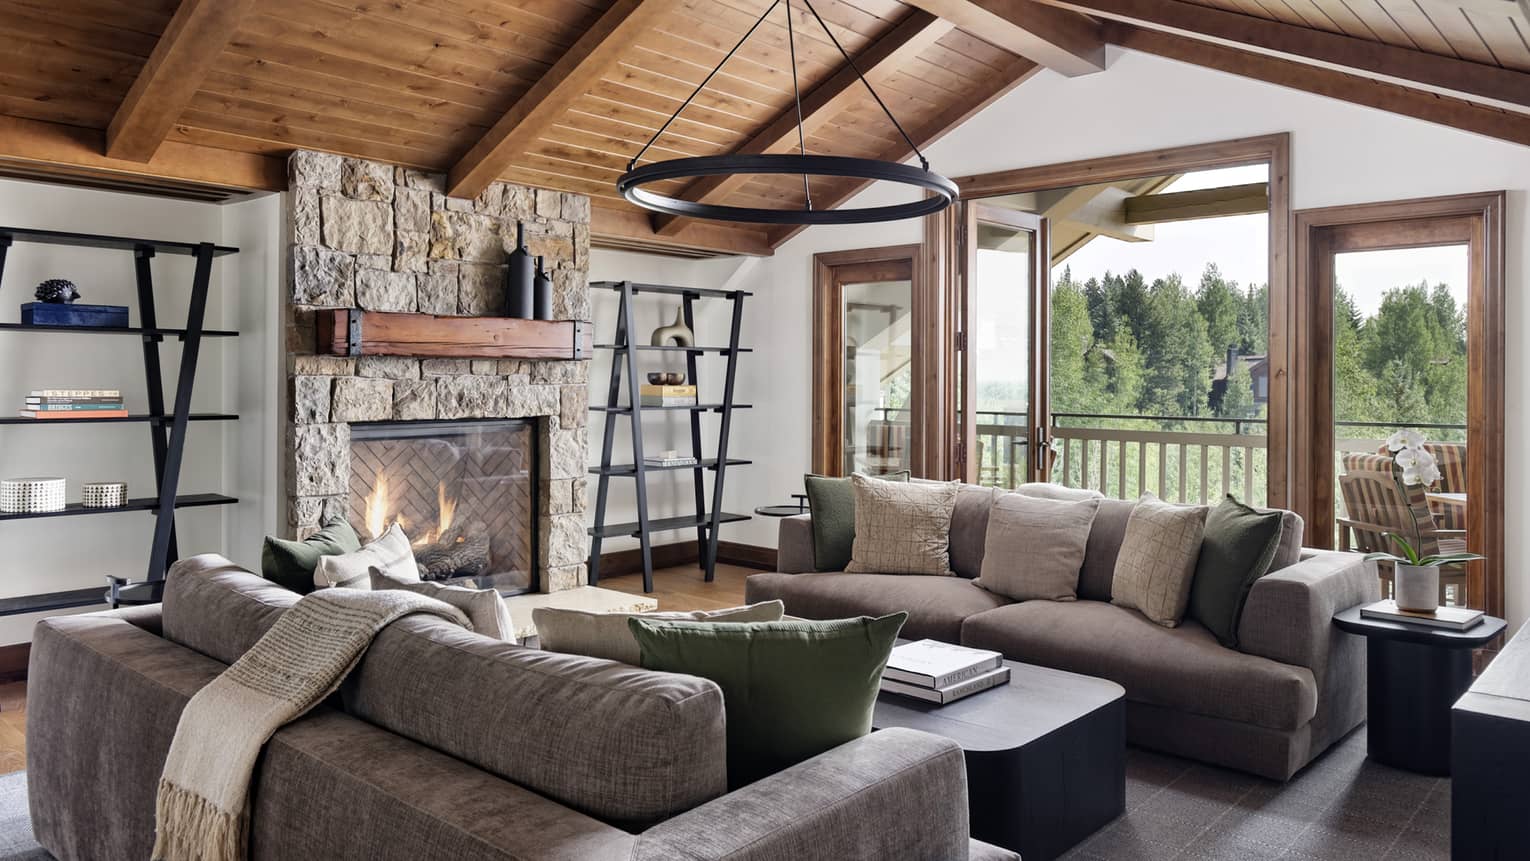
[152, 588, 470, 861]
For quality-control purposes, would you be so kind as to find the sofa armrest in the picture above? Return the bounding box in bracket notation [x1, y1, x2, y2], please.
[1238, 550, 1379, 680]
[632, 728, 970, 861]
[777, 514, 816, 573]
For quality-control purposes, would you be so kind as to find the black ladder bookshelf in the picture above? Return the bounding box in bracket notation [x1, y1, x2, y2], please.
[588, 281, 751, 593]
[0, 227, 239, 616]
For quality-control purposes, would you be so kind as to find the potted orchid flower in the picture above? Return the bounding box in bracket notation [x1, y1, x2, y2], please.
[1361, 429, 1482, 612]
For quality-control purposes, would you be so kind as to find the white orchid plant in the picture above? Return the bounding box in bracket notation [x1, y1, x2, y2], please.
[1360, 429, 1482, 569]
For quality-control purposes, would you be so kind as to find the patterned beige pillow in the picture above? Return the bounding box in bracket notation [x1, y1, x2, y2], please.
[1111, 494, 1209, 627]
[533, 600, 785, 665]
[844, 474, 960, 575]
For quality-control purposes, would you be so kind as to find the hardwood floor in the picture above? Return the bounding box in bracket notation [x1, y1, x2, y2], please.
[0, 563, 756, 777]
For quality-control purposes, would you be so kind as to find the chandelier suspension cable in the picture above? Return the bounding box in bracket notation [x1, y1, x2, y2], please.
[627, 0, 782, 172]
[797, 0, 927, 168]
[783, 0, 812, 209]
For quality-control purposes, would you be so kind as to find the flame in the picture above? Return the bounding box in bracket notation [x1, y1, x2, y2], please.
[365, 472, 390, 539]
[365, 474, 458, 547]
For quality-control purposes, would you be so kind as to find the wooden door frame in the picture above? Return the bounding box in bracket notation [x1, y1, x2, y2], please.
[1294, 191, 1506, 619]
[811, 244, 927, 476]
[959, 203, 1050, 485]
[944, 134, 1293, 500]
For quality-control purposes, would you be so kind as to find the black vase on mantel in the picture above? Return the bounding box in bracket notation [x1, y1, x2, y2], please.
[533, 256, 553, 321]
[505, 222, 534, 319]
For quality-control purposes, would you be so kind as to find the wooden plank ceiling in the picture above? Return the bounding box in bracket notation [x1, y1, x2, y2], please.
[0, 0, 1526, 256]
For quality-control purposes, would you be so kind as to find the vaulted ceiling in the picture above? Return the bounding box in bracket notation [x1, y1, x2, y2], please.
[1, 0, 1526, 256]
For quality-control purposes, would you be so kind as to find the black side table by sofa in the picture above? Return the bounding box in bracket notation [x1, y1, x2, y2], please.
[1332, 605, 1506, 775]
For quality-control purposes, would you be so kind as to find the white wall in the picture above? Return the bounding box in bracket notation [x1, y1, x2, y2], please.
[0, 180, 279, 644]
[584, 250, 762, 553]
[646, 47, 1530, 630]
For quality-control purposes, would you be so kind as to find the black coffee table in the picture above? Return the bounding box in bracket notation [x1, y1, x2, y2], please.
[1332, 605, 1506, 775]
[873, 652, 1125, 861]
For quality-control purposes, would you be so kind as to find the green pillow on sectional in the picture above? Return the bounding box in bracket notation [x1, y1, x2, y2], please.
[1188, 496, 1285, 648]
[803, 470, 909, 571]
[261, 517, 361, 595]
[629, 613, 907, 788]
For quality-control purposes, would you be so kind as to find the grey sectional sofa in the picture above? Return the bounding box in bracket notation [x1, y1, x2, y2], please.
[28, 555, 1016, 861]
[746, 485, 1379, 780]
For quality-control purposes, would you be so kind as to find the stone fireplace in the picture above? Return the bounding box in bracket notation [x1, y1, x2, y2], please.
[282, 150, 592, 594]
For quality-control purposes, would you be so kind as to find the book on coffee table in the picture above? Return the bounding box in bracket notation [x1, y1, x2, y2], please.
[881, 666, 1011, 704]
[1359, 599, 1484, 631]
[883, 639, 1003, 689]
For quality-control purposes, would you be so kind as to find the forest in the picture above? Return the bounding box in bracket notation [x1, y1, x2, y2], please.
[1047, 263, 1468, 436]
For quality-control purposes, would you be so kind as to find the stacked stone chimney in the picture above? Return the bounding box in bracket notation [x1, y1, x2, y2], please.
[281, 150, 591, 592]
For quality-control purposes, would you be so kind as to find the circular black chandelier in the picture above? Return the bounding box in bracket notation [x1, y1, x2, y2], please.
[617, 0, 957, 226]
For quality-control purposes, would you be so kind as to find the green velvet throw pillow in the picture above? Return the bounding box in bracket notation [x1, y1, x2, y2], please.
[261, 517, 361, 595]
[803, 471, 910, 571]
[1188, 496, 1284, 648]
[629, 613, 907, 788]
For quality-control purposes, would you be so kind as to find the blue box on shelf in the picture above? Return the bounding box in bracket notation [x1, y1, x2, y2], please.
[20, 303, 130, 328]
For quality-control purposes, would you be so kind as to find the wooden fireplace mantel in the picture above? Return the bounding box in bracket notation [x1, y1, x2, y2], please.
[315, 310, 591, 360]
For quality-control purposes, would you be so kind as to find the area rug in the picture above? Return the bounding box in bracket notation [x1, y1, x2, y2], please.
[0, 773, 47, 860]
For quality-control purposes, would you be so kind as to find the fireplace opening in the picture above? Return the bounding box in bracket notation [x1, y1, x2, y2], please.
[349, 419, 539, 595]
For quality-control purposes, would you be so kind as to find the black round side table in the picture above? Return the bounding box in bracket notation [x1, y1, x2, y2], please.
[754, 493, 809, 518]
[1332, 605, 1506, 776]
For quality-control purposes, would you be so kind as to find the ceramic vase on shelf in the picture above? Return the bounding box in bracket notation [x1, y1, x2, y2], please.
[650, 306, 695, 347]
[1394, 563, 1440, 612]
[505, 222, 534, 319]
[533, 255, 553, 321]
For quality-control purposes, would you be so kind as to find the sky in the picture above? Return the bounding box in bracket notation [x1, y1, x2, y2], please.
[1053, 164, 1469, 317]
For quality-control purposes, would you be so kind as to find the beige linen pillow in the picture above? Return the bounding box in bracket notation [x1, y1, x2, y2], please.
[1110, 494, 1209, 627]
[533, 600, 785, 665]
[314, 522, 418, 590]
[844, 474, 960, 576]
[974, 493, 1100, 601]
[368, 567, 516, 642]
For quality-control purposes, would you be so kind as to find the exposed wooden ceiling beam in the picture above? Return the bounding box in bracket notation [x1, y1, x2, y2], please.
[1, 114, 283, 195]
[651, 10, 955, 237]
[106, 0, 257, 162]
[1123, 182, 1269, 224]
[592, 204, 774, 257]
[1106, 24, 1530, 148]
[1033, 0, 1530, 110]
[767, 57, 1044, 247]
[900, 0, 1105, 76]
[447, 0, 674, 200]
[1045, 185, 1153, 241]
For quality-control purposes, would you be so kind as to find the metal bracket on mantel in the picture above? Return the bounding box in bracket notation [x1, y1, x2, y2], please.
[346, 309, 363, 357]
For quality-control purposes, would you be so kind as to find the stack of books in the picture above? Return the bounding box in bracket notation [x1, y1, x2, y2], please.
[1360, 599, 1485, 631]
[20, 389, 127, 419]
[644, 454, 699, 468]
[880, 639, 1010, 705]
[640, 384, 697, 407]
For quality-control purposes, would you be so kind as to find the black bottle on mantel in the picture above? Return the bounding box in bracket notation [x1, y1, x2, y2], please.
[533, 255, 553, 320]
[505, 221, 534, 318]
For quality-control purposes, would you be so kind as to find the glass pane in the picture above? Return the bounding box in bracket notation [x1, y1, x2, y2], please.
[971, 220, 1032, 489]
[843, 279, 913, 475]
[1038, 165, 1270, 504]
[1332, 245, 1471, 606]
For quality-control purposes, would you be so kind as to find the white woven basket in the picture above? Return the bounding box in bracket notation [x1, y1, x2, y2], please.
[82, 481, 128, 508]
[0, 477, 66, 513]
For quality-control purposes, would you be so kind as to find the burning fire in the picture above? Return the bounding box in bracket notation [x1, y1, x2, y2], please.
[362, 475, 459, 546]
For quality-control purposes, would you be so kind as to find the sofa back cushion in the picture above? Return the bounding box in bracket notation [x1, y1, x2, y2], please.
[948, 485, 998, 579]
[163, 554, 299, 664]
[160, 555, 729, 827]
[1078, 497, 1135, 601]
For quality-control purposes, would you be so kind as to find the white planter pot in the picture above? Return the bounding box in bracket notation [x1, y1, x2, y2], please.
[1395, 564, 1440, 613]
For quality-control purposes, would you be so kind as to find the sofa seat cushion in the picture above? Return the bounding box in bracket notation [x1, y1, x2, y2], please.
[960, 600, 1316, 731]
[745, 572, 1009, 642]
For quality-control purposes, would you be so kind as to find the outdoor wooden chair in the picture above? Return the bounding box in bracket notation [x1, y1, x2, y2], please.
[1338, 453, 1467, 605]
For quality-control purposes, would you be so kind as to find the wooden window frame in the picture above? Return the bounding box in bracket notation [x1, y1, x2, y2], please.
[1294, 192, 1507, 619]
[811, 244, 929, 476]
[943, 134, 1293, 498]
